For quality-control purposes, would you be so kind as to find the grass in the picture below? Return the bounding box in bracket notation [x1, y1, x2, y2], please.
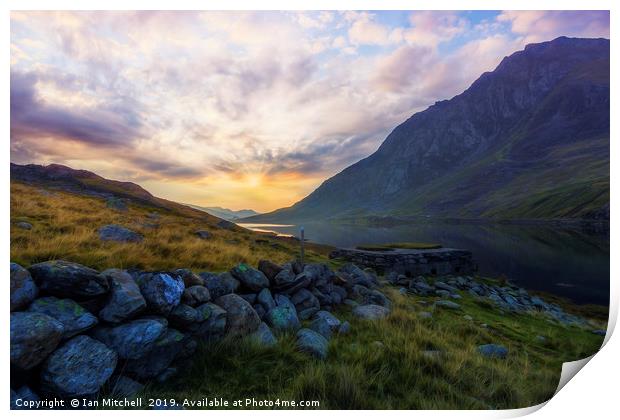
[10, 181, 332, 272]
[129, 285, 605, 410]
[357, 242, 442, 251]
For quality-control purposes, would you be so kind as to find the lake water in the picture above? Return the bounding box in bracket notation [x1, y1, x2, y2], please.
[239, 222, 609, 306]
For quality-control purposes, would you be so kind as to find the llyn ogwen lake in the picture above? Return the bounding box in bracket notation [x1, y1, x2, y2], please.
[240, 222, 609, 306]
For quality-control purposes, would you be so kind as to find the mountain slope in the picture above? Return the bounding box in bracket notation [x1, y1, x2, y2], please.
[187, 205, 259, 221]
[249, 37, 609, 223]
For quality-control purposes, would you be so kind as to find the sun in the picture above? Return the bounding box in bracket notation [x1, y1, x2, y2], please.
[245, 174, 263, 188]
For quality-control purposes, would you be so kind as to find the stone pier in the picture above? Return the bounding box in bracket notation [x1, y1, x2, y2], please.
[329, 247, 477, 276]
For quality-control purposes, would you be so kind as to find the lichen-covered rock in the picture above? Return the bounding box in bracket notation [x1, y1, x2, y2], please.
[40, 335, 117, 397]
[339, 263, 376, 288]
[91, 318, 167, 360]
[124, 329, 188, 380]
[257, 260, 282, 282]
[10, 262, 38, 312]
[290, 288, 320, 320]
[28, 297, 98, 339]
[477, 344, 508, 359]
[98, 224, 143, 243]
[200, 272, 240, 299]
[137, 272, 184, 315]
[174, 269, 205, 287]
[189, 303, 227, 341]
[272, 263, 309, 293]
[230, 263, 270, 291]
[302, 263, 333, 288]
[215, 294, 261, 337]
[313, 310, 341, 331]
[296, 328, 328, 359]
[182, 285, 211, 307]
[169, 304, 198, 328]
[10, 312, 64, 370]
[352, 304, 390, 320]
[248, 322, 277, 347]
[257, 288, 276, 311]
[265, 303, 301, 332]
[309, 317, 332, 340]
[99, 269, 146, 323]
[28, 260, 109, 299]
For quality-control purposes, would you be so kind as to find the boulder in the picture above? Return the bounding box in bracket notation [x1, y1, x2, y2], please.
[257, 260, 282, 282]
[169, 304, 198, 328]
[137, 272, 185, 315]
[366, 289, 391, 308]
[309, 317, 332, 340]
[253, 303, 266, 319]
[98, 224, 143, 243]
[257, 288, 276, 311]
[231, 263, 270, 291]
[296, 328, 328, 359]
[409, 279, 434, 296]
[265, 304, 300, 332]
[273, 263, 310, 294]
[10, 262, 38, 312]
[16, 221, 33, 230]
[239, 293, 257, 304]
[248, 322, 277, 347]
[124, 329, 189, 380]
[40, 335, 117, 397]
[435, 300, 461, 310]
[10, 312, 64, 370]
[194, 230, 212, 240]
[182, 285, 211, 307]
[106, 197, 128, 211]
[434, 281, 459, 293]
[339, 263, 376, 288]
[353, 304, 390, 320]
[91, 318, 167, 360]
[28, 297, 98, 339]
[99, 269, 146, 323]
[290, 289, 320, 320]
[477, 344, 508, 359]
[190, 303, 227, 341]
[215, 294, 261, 337]
[174, 269, 204, 287]
[338, 321, 351, 335]
[313, 310, 342, 330]
[201, 272, 239, 299]
[217, 220, 237, 230]
[28, 260, 109, 299]
[10, 386, 39, 409]
[302, 263, 333, 288]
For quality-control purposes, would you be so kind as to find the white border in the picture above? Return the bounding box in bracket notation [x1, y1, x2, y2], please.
[2, 1, 617, 419]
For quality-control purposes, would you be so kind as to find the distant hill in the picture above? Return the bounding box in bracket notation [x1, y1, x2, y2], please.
[247, 37, 609, 224]
[187, 205, 259, 221]
[10, 162, 219, 221]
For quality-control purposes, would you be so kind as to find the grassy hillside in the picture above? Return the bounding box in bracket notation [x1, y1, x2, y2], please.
[136, 283, 605, 409]
[10, 181, 331, 272]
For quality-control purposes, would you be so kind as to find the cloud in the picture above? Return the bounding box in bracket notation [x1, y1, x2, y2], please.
[347, 12, 395, 46]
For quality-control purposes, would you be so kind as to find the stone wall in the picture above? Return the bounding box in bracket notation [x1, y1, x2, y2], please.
[329, 247, 477, 277]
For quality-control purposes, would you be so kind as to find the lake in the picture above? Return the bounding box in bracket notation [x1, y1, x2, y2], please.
[239, 222, 609, 306]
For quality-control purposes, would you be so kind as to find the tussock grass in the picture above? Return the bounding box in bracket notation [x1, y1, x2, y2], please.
[10, 182, 329, 272]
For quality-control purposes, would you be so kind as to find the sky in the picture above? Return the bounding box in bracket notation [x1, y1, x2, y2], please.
[10, 10, 610, 212]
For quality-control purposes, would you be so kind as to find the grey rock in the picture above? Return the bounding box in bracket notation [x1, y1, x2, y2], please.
[265, 304, 301, 332]
[215, 294, 261, 337]
[463, 315, 473, 321]
[343, 299, 359, 308]
[125, 329, 188, 380]
[106, 197, 128, 211]
[137, 272, 185, 315]
[91, 318, 167, 359]
[10, 262, 38, 312]
[248, 322, 277, 347]
[257, 288, 276, 311]
[10, 312, 64, 370]
[169, 304, 198, 328]
[434, 281, 458, 293]
[291, 288, 320, 320]
[11, 386, 39, 409]
[435, 300, 461, 310]
[339, 263, 376, 288]
[296, 328, 328, 359]
[217, 220, 237, 230]
[302, 263, 333, 288]
[28, 297, 98, 339]
[109, 375, 144, 398]
[182, 285, 211, 307]
[230, 263, 270, 291]
[338, 321, 351, 335]
[99, 269, 146, 323]
[194, 230, 212, 240]
[201, 272, 239, 299]
[418, 311, 433, 319]
[190, 303, 227, 341]
[253, 303, 266, 319]
[309, 317, 332, 340]
[29, 260, 109, 299]
[98, 224, 143, 243]
[313, 310, 342, 330]
[239, 293, 257, 305]
[592, 330, 607, 336]
[366, 289, 391, 308]
[478, 344, 508, 359]
[273, 264, 310, 294]
[353, 304, 390, 320]
[16, 221, 33, 230]
[40, 335, 117, 397]
[257, 260, 283, 282]
[174, 269, 204, 287]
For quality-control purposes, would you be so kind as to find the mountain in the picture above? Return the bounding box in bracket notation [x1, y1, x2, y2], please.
[187, 205, 259, 221]
[10, 162, 220, 221]
[247, 37, 609, 224]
